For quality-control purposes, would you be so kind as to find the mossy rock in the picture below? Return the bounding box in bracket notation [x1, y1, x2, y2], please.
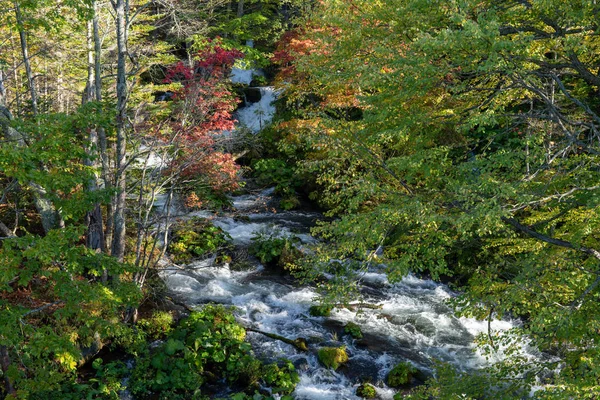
[356, 383, 377, 398]
[309, 305, 333, 317]
[318, 346, 349, 370]
[344, 322, 363, 339]
[387, 362, 417, 387]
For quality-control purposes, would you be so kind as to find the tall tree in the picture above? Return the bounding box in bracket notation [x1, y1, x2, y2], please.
[110, 0, 129, 262]
[277, 0, 600, 397]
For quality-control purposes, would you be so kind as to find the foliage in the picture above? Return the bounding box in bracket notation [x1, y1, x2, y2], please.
[276, 0, 600, 395]
[317, 346, 348, 370]
[356, 383, 377, 399]
[387, 362, 417, 388]
[168, 217, 231, 263]
[248, 230, 301, 268]
[343, 322, 363, 339]
[252, 158, 301, 210]
[137, 311, 175, 341]
[0, 228, 141, 399]
[308, 305, 332, 317]
[129, 304, 299, 399]
[159, 38, 244, 209]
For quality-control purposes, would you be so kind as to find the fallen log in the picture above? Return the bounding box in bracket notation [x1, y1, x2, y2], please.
[245, 327, 308, 352]
[333, 303, 383, 310]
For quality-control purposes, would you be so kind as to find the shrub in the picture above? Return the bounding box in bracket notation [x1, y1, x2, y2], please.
[168, 217, 231, 263]
[128, 305, 299, 399]
[318, 346, 349, 370]
[252, 158, 300, 210]
[249, 231, 301, 268]
[387, 362, 417, 387]
[344, 322, 363, 339]
[137, 311, 175, 340]
[309, 305, 333, 317]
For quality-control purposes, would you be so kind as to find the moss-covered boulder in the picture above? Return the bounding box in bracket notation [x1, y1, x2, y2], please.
[309, 304, 333, 317]
[387, 362, 417, 387]
[356, 383, 377, 398]
[344, 322, 363, 339]
[318, 346, 349, 370]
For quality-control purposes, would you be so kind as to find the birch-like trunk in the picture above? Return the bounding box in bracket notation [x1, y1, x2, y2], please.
[111, 0, 129, 262]
[84, 19, 106, 253]
[0, 69, 6, 107]
[93, 2, 112, 253]
[14, 1, 38, 116]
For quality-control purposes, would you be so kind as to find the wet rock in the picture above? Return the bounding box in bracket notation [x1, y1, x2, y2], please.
[343, 356, 381, 384]
[244, 87, 262, 103]
[293, 357, 310, 372]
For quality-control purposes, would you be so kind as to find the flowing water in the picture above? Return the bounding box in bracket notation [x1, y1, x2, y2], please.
[153, 76, 544, 399]
[159, 188, 541, 400]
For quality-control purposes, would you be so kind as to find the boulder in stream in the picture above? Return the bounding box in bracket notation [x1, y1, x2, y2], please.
[356, 383, 377, 399]
[318, 346, 349, 370]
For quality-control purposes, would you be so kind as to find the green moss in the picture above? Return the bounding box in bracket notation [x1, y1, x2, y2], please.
[387, 362, 417, 387]
[344, 322, 363, 339]
[356, 383, 377, 398]
[309, 305, 333, 317]
[318, 346, 349, 370]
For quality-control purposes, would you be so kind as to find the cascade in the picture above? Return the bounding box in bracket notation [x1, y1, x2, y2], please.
[155, 71, 545, 399]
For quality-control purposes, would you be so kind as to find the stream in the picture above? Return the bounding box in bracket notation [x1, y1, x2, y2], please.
[159, 188, 541, 399]
[155, 75, 541, 399]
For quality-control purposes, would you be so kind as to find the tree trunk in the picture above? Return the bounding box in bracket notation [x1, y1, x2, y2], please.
[0, 346, 15, 396]
[110, 0, 129, 262]
[237, 0, 244, 18]
[93, 1, 112, 256]
[0, 68, 6, 107]
[14, 1, 38, 116]
[84, 18, 105, 253]
[0, 106, 63, 233]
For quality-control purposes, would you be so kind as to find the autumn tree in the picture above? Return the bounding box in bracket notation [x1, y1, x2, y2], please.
[274, 0, 600, 397]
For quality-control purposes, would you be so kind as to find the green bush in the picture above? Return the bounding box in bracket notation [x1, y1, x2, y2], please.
[128, 305, 299, 399]
[356, 383, 377, 398]
[249, 231, 302, 268]
[137, 311, 175, 340]
[387, 362, 417, 387]
[252, 158, 300, 210]
[344, 322, 363, 339]
[168, 217, 231, 263]
[318, 346, 349, 370]
[309, 305, 333, 317]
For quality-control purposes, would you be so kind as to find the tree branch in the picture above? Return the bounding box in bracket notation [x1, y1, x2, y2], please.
[501, 217, 600, 260]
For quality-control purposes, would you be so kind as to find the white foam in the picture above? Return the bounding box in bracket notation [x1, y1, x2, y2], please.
[236, 87, 279, 133]
[230, 67, 261, 85]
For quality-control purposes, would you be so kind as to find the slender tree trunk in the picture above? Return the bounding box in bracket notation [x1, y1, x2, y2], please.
[84, 19, 106, 253]
[111, 0, 129, 262]
[0, 69, 6, 107]
[57, 60, 64, 113]
[14, 1, 38, 116]
[93, 2, 112, 256]
[10, 38, 22, 116]
[0, 346, 15, 396]
[84, 21, 95, 104]
[237, 0, 244, 17]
